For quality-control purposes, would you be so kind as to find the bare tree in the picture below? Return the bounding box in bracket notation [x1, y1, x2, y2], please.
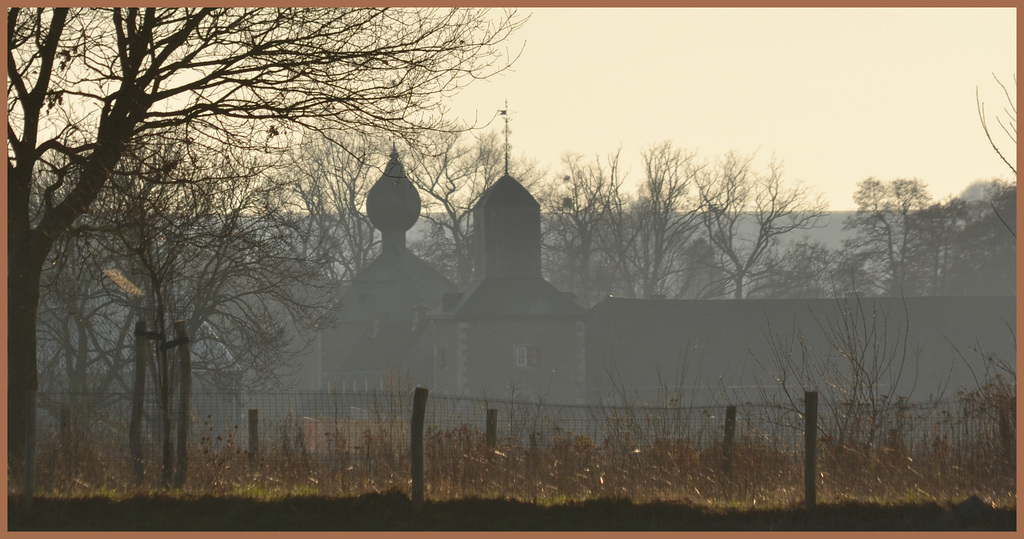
[754, 239, 841, 299]
[911, 197, 969, 296]
[7, 7, 524, 464]
[948, 179, 1016, 295]
[630, 142, 704, 299]
[756, 294, 919, 451]
[843, 177, 932, 296]
[597, 142, 710, 300]
[28, 158, 144, 425]
[37, 237, 137, 397]
[89, 138, 335, 391]
[539, 150, 623, 307]
[32, 138, 333, 486]
[697, 152, 827, 299]
[406, 130, 500, 285]
[977, 73, 1017, 177]
[286, 131, 383, 284]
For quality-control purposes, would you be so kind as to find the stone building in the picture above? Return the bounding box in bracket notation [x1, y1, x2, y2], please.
[319, 148, 456, 391]
[316, 151, 1013, 408]
[586, 295, 1016, 405]
[430, 173, 587, 404]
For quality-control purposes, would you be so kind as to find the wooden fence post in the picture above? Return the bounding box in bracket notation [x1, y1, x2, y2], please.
[411, 387, 429, 514]
[804, 391, 818, 512]
[248, 409, 259, 457]
[23, 390, 37, 511]
[528, 431, 539, 477]
[722, 405, 737, 476]
[158, 331, 173, 489]
[486, 408, 497, 449]
[130, 320, 149, 487]
[59, 406, 70, 440]
[999, 407, 1014, 466]
[173, 320, 191, 489]
[58, 405, 73, 480]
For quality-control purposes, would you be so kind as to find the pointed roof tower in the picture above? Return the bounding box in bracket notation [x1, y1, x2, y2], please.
[434, 103, 583, 320]
[439, 170, 582, 320]
[473, 173, 542, 279]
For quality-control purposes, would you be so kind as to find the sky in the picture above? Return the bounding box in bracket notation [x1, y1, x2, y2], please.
[443, 8, 1016, 211]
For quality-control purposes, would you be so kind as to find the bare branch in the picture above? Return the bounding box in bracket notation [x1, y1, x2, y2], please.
[977, 73, 1017, 177]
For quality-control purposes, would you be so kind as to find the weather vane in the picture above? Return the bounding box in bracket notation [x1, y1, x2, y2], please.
[499, 99, 513, 176]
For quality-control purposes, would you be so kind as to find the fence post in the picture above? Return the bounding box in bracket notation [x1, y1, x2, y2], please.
[722, 405, 737, 476]
[528, 431, 539, 477]
[804, 390, 818, 512]
[23, 390, 37, 511]
[59, 406, 70, 438]
[411, 387, 429, 514]
[158, 333, 173, 489]
[486, 408, 497, 449]
[130, 320, 149, 487]
[999, 407, 1013, 467]
[173, 320, 191, 489]
[248, 409, 259, 457]
[59, 405, 72, 454]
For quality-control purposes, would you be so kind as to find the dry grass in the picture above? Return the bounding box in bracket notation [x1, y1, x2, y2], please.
[22, 381, 1015, 511]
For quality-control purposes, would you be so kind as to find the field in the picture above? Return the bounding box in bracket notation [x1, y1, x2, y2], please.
[9, 381, 1016, 531]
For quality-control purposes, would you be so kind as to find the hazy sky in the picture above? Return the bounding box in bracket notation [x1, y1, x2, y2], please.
[444, 8, 1016, 210]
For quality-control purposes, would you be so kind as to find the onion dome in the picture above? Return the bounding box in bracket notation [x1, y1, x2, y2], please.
[366, 148, 421, 233]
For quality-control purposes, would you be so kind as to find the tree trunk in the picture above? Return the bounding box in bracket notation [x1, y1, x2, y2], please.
[8, 239, 49, 472]
[8, 69, 140, 470]
[733, 273, 745, 300]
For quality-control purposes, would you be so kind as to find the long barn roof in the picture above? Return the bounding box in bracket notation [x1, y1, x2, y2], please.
[585, 295, 1016, 405]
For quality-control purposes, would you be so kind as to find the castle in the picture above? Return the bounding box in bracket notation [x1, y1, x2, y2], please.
[314, 151, 1016, 406]
[318, 149, 586, 403]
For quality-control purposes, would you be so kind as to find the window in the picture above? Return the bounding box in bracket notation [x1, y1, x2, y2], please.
[515, 345, 539, 368]
[515, 345, 528, 367]
[436, 346, 446, 369]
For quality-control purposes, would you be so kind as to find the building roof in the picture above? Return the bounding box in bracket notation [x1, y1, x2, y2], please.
[475, 174, 539, 210]
[440, 172, 583, 320]
[332, 247, 456, 322]
[586, 295, 1016, 405]
[437, 276, 585, 320]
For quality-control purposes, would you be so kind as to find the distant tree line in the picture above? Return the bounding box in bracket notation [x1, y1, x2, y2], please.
[33, 126, 1016, 406]
[290, 129, 1015, 307]
[827, 176, 1015, 298]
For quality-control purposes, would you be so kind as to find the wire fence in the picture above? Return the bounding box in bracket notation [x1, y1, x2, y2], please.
[27, 387, 1016, 505]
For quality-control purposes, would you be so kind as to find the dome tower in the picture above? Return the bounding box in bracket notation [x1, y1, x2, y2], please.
[365, 147, 421, 253]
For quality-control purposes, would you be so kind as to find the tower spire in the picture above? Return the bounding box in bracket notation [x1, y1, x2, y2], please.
[499, 99, 511, 176]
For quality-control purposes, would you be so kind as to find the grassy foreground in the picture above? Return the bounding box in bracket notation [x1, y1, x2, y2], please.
[8, 492, 1016, 531]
